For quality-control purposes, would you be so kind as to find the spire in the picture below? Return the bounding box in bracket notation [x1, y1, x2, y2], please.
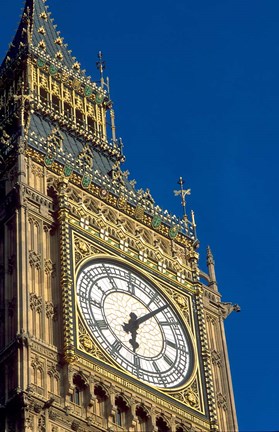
[1, 0, 82, 75]
[174, 177, 191, 222]
[206, 246, 218, 291]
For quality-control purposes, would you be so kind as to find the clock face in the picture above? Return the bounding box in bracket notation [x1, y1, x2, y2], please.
[76, 260, 193, 389]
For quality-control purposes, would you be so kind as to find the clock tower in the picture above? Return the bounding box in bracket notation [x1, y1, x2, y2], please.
[0, 1, 239, 431]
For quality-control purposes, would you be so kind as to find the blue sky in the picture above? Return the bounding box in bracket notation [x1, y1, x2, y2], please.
[1, 1, 279, 430]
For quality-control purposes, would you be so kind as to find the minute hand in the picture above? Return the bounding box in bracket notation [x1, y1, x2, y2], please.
[135, 304, 168, 326]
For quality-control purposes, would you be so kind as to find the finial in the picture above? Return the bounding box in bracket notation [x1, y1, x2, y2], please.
[96, 51, 106, 88]
[173, 177, 191, 222]
[207, 245, 213, 260]
[206, 245, 218, 291]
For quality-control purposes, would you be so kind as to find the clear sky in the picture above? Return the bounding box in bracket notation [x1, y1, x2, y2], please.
[1, 1, 279, 431]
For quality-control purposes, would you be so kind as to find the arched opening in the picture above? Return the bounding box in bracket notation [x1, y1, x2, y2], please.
[156, 416, 171, 432]
[94, 383, 110, 418]
[71, 373, 88, 407]
[136, 404, 152, 432]
[115, 395, 130, 428]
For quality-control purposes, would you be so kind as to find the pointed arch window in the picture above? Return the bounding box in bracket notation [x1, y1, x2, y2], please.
[94, 383, 110, 418]
[70, 373, 88, 406]
[115, 395, 130, 428]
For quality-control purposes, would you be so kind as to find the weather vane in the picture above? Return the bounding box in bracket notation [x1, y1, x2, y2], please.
[173, 177, 191, 221]
[96, 51, 106, 88]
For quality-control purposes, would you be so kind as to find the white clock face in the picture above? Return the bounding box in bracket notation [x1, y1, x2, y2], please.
[76, 260, 193, 389]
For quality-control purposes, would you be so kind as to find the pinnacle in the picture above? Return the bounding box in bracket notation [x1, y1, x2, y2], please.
[0, 0, 86, 78]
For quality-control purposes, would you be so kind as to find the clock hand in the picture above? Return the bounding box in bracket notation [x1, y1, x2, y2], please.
[122, 313, 139, 352]
[123, 305, 168, 352]
[135, 304, 168, 326]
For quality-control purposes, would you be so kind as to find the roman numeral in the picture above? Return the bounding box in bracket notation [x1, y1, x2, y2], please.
[133, 355, 141, 370]
[111, 340, 122, 353]
[128, 283, 135, 294]
[160, 321, 179, 326]
[147, 292, 158, 307]
[166, 340, 176, 349]
[109, 277, 118, 290]
[95, 320, 108, 330]
[163, 354, 173, 366]
[153, 361, 161, 373]
[89, 299, 101, 307]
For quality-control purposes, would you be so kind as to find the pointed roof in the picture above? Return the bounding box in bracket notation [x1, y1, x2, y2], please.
[1, 0, 82, 75]
[0, 0, 198, 245]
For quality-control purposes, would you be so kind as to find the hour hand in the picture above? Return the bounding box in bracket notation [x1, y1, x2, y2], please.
[123, 313, 139, 352]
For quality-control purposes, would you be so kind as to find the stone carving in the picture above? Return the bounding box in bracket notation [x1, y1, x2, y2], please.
[211, 350, 222, 368]
[217, 392, 227, 411]
[16, 329, 31, 347]
[31, 163, 44, 178]
[206, 314, 217, 326]
[45, 301, 57, 320]
[71, 420, 80, 431]
[30, 292, 43, 313]
[218, 302, 241, 319]
[29, 250, 42, 270]
[44, 259, 56, 277]
[31, 355, 44, 371]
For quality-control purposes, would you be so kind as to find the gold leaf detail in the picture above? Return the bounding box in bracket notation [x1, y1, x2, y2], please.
[74, 236, 101, 267]
[55, 51, 63, 60]
[54, 37, 63, 46]
[73, 61, 81, 71]
[38, 40, 46, 51]
[40, 11, 48, 20]
[38, 26, 46, 35]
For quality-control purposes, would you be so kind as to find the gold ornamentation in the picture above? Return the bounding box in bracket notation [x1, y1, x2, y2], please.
[40, 73, 49, 90]
[78, 144, 93, 170]
[73, 61, 81, 71]
[38, 26, 46, 35]
[55, 51, 63, 60]
[117, 194, 127, 210]
[80, 334, 93, 350]
[74, 235, 101, 267]
[63, 86, 72, 103]
[75, 94, 84, 111]
[54, 37, 63, 46]
[38, 40, 46, 51]
[61, 72, 70, 83]
[164, 286, 190, 322]
[73, 78, 81, 90]
[172, 379, 201, 411]
[134, 205, 144, 221]
[78, 320, 107, 362]
[39, 11, 48, 20]
[52, 80, 60, 96]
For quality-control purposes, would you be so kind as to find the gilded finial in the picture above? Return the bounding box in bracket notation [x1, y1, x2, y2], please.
[174, 177, 191, 221]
